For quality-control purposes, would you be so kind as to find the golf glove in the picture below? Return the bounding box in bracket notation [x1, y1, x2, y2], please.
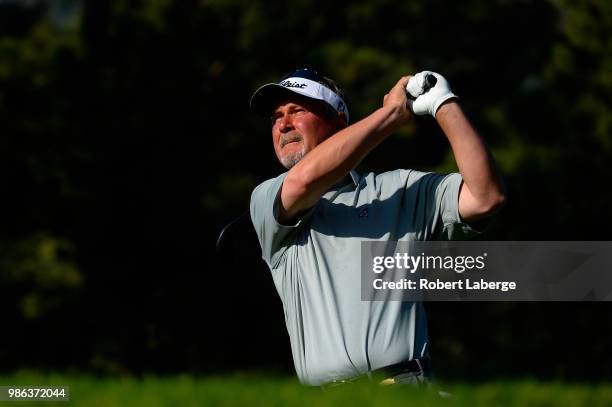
[406, 71, 457, 117]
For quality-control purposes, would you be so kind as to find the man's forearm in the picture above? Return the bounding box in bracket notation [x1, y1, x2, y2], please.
[280, 104, 405, 222]
[436, 101, 506, 219]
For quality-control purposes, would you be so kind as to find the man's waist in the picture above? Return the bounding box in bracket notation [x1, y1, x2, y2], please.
[320, 358, 431, 389]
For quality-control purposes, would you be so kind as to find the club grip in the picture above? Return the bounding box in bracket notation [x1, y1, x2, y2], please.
[406, 73, 437, 100]
[423, 74, 437, 93]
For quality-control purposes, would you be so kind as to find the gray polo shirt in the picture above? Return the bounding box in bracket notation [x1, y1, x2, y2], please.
[250, 169, 477, 385]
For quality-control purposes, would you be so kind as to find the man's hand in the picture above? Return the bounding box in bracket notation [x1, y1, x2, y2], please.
[406, 71, 457, 117]
[383, 76, 414, 127]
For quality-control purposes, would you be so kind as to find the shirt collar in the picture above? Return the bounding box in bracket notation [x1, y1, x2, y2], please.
[349, 170, 360, 186]
[329, 170, 360, 191]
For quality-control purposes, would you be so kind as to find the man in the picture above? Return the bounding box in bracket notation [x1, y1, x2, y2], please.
[249, 68, 505, 387]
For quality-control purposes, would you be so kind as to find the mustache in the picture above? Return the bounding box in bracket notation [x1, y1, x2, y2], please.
[280, 132, 303, 148]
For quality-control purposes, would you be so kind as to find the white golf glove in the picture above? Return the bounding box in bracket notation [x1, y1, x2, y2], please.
[406, 71, 457, 117]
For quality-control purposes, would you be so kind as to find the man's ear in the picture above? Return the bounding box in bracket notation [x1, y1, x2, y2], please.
[335, 112, 347, 131]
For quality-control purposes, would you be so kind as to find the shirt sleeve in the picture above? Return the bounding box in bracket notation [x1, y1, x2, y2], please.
[434, 172, 481, 239]
[405, 171, 480, 240]
[249, 173, 307, 269]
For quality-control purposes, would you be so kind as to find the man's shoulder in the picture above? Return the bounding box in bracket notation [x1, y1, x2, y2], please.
[356, 169, 461, 200]
[370, 168, 455, 183]
[359, 168, 430, 187]
[251, 172, 288, 201]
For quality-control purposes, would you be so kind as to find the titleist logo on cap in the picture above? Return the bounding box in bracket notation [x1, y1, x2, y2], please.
[279, 80, 307, 89]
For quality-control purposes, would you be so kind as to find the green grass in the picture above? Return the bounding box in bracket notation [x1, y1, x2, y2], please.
[1, 371, 611, 406]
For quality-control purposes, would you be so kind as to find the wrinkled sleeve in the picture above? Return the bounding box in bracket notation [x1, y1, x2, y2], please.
[249, 173, 307, 269]
[404, 171, 481, 240]
[433, 172, 481, 239]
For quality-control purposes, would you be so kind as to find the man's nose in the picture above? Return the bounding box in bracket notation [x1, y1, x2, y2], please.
[279, 114, 294, 132]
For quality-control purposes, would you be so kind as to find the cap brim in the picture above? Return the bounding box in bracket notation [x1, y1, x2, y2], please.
[250, 83, 324, 118]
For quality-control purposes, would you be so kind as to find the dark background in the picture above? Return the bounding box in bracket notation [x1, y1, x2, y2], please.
[1, 0, 611, 380]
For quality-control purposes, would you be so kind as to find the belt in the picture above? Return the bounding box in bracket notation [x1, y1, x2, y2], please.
[321, 359, 429, 390]
[377, 359, 426, 378]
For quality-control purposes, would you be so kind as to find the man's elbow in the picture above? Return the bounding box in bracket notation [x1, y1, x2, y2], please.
[279, 166, 317, 220]
[479, 191, 507, 216]
[284, 166, 313, 199]
[460, 186, 507, 223]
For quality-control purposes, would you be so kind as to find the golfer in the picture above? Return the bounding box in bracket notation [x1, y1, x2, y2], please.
[249, 68, 505, 387]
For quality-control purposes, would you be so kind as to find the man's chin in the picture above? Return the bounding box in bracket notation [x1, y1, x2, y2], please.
[280, 152, 305, 169]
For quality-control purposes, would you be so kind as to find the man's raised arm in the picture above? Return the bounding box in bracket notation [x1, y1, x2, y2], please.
[437, 101, 506, 222]
[407, 71, 506, 222]
[279, 77, 413, 223]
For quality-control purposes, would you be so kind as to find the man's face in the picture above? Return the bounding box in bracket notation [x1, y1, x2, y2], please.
[271, 96, 340, 169]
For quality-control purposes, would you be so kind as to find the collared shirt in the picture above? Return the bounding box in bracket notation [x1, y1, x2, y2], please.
[250, 169, 477, 385]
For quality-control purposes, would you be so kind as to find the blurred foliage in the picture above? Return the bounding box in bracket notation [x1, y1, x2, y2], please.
[0, 0, 611, 379]
[0, 232, 82, 319]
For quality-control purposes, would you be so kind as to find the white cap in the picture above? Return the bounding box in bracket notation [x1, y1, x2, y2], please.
[250, 72, 349, 123]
